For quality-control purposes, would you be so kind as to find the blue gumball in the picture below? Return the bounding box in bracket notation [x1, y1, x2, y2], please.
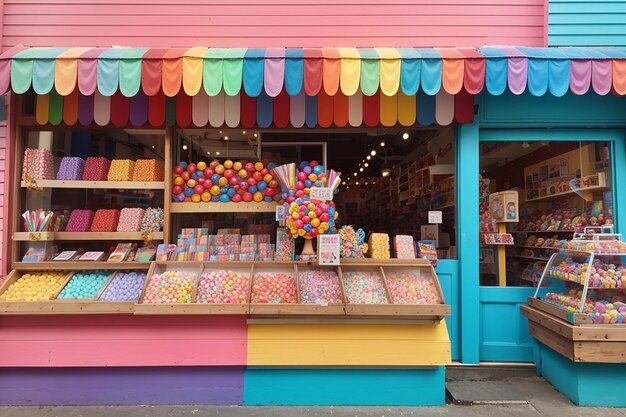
[227, 188, 236, 197]
[249, 185, 258, 193]
[313, 165, 324, 175]
[304, 180, 312, 187]
[257, 181, 267, 191]
[211, 174, 220, 183]
[191, 172, 198, 179]
[220, 186, 229, 194]
[282, 192, 289, 200]
[196, 171, 205, 177]
[268, 162, 277, 170]
[219, 194, 230, 202]
[180, 161, 188, 169]
[303, 166, 312, 174]
[314, 180, 322, 187]
[304, 224, 313, 233]
[211, 195, 220, 202]
[264, 196, 273, 202]
[295, 197, 303, 205]
[300, 161, 309, 169]
[175, 193, 185, 202]
[184, 187, 194, 197]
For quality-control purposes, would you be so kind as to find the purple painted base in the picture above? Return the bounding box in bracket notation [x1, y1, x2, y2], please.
[0, 367, 244, 405]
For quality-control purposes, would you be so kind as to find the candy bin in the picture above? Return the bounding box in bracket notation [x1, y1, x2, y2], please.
[57, 270, 114, 300]
[91, 209, 120, 232]
[341, 266, 390, 308]
[0, 270, 71, 302]
[98, 271, 147, 302]
[249, 265, 298, 314]
[195, 264, 252, 313]
[295, 266, 345, 315]
[139, 262, 201, 306]
[383, 266, 442, 305]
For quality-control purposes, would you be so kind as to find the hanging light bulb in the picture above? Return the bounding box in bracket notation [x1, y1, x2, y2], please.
[353, 172, 357, 177]
[366, 155, 371, 160]
[182, 143, 188, 150]
[364, 162, 369, 167]
[223, 135, 229, 141]
[370, 150, 377, 156]
[359, 167, 364, 172]
[402, 132, 409, 140]
[380, 140, 386, 147]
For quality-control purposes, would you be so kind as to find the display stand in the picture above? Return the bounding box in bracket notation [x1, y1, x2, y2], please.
[522, 236, 626, 406]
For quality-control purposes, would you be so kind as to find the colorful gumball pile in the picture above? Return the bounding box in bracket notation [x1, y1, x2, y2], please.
[386, 271, 440, 305]
[342, 271, 389, 304]
[299, 269, 343, 304]
[143, 271, 196, 304]
[544, 290, 626, 324]
[98, 272, 147, 302]
[251, 272, 297, 303]
[196, 270, 250, 304]
[171, 160, 281, 204]
[285, 199, 338, 238]
[57, 271, 111, 299]
[0, 272, 68, 301]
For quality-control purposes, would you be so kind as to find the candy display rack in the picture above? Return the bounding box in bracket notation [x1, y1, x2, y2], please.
[294, 265, 345, 315]
[248, 263, 301, 315]
[134, 262, 202, 314]
[194, 263, 252, 314]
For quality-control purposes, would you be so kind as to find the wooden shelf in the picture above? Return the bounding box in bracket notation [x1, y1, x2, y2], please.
[170, 202, 278, 213]
[512, 245, 561, 250]
[511, 230, 575, 234]
[21, 180, 165, 190]
[432, 203, 455, 210]
[12, 262, 152, 270]
[0, 301, 134, 315]
[12, 232, 55, 241]
[13, 232, 163, 241]
[526, 186, 609, 203]
[511, 255, 550, 261]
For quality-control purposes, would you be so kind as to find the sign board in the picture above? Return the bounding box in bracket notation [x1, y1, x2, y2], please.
[317, 234, 340, 265]
[310, 187, 334, 201]
[275, 205, 285, 222]
[428, 211, 443, 224]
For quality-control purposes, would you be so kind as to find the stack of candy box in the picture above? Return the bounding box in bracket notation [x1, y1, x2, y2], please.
[108, 159, 135, 181]
[22, 148, 55, 180]
[83, 157, 111, 181]
[543, 290, 626, 324]
[65, 210, 95, 232]
[338, 225, 367, 258]
[117, 208, 145, 232]
[367, 233, 390, 259]
[132, 159, 164, 181]
[90, 209, 120, 232]
[56, 157, 85, 180]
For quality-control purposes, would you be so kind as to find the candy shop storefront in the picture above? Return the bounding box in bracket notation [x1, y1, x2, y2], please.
[1, 46, 626, 407]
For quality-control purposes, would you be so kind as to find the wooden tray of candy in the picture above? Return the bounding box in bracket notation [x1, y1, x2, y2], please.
[527, 297, 593, 325]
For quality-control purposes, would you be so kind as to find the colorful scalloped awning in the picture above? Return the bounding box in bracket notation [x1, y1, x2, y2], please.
[2, 46, 626, 99]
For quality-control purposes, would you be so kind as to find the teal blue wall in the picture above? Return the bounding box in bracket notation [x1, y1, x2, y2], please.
[435, 260, 459, 361]
[549, 0, 626, 46]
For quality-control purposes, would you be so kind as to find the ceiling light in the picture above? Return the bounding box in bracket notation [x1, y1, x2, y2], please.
[353, 172, 357, 177]
[207, 151, 211, 155]
[151, 145, 155, 149]
[242, 130, 247, 134]
[224, 135, 229, 140]
[216, 151, 221, 156]
[370, 150, 377, 156]
[382, 168, 391, 177]
[355, 181, 359, 186]
[380, 140, 386, 147]
[254, 132, 258, 138]
[365, 182, 369, 185]
[359, 168, 364, 172]
[219, 130, 223, 134]
[402, 132, 409, 140]
[182, 143, 188, 150]
[366, 155, 371, 161]
[342, 181, 346, 185]
[364, 162, 369, 167]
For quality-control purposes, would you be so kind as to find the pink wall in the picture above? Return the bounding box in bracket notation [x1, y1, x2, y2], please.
[2, 0, 545, 48]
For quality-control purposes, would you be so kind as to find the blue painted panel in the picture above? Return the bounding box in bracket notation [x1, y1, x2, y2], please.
[479, 91, 626, 128]
[435, 260, 459, 361]
[550, 1, 626, 47]
[243, 367, 445, 406]
[538, 344, 580, 405]
[479, 287, 553, 362]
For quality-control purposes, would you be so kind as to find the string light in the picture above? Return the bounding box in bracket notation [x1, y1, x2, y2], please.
[353, 172, 357, 177]
[370, 150, 377, 156]
[364, 162, 369, 167]
[223, 135, 229, 140]
[402, 132, 409, 140]
[182, 143, 188, 150]
[216, 151, 221, 156]
[366, 155, 371, 160]
[380, 140, 386, 147]
[359, 167, 364, 172]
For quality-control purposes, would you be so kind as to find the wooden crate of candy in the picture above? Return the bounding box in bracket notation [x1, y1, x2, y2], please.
[288, 264, 345, 315]
[192, 263, 252, 314]
[339, 265, 393, 316]
[0, 269, 73, 313]
[97, 270, 149, 305]
[51, 270, 134, 313]
[248, 263, 301, 315]
[135, 262, 202, 314]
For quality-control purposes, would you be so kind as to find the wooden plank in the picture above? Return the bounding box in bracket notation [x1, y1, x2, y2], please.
[134, 303, 248, 315]
[521, 305, 574, 339]
[20, 180, 165, 189]
[571, 325, 626, 342]
[528, 320, 574, 361]
[249, 303, 344, 316]
[574, 341, 626, 363]
[0, 301, 134, 314]
[170, 202, 277, 213]
[53, 231, 164, 241]
[13, 262, 151, 271]
[527, 297, 593, 324]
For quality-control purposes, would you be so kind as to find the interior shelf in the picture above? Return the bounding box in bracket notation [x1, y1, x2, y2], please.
[21, 180, 165, 190]
[170, 202, 278, 213]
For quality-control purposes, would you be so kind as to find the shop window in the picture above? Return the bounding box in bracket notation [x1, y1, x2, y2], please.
[479, 141, 614, 286]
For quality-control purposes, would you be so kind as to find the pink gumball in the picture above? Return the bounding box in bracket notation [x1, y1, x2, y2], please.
[241, 182, 249, 191]
[319, 212, 330, 222]
[295, 181, 305, 190]
[314, 208, 323, 217]
[197, 177, 206, 184]
[174, 166, 184, 175]
[194, 184, 205, 195]
[310, 160, 319, 167]
[204, 168, 213, 177]
[286, 196, 295, 203]
[295, 190, 305, 198]
[297, 172, 307, 181]
[172, 185, 183, 195]
[309, 228, 319, 238]
[187, 163, 197, 173]
[204, 180, 213, 188]
[231, 194, 242, 202]
[245, 162, 255, 172]
[261, 168, 269, 176]
[247, 177, 257, 186]
[229, 177, 239, 186]
[224, 169, 235, 179]
[295, 220, 304, 229]
[303, 216, 310, 224]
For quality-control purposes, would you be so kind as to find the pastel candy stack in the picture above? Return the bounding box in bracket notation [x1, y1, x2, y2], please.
[251, 272, 297, 303]
[368, 233, 390, 259]
[91, 209, 120, 232]
[56, 157, 85, 180]
[108, 159, 135, 181]
[117, 208, 145, 232]
[22, 148, 55, 180]
[0, 272, 67, 301]
[132, 159, 165, 181]
[196, 270, 250, 304]
[143, 271, 196, 304]
[386, 271, 440, 304]
[394, 235, 416, 259]
[98, 272, 147, 302]
[299, 269, 343, 304]
[141, 208, 164, 232]
[342, 271, 388, 304]
[83, 157, 111, 181]
[57, 271, 111, 299]
[66, 210, 95, 232]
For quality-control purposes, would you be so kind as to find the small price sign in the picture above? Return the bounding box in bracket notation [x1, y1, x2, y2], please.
[428, 211, 443, 224]
[310, 187, 334, 201]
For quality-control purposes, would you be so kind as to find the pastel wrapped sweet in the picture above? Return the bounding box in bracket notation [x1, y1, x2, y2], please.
[251, 272, 297, 303]
[143, 271, 196, 304]
[275, 227, 294, 261]
[141, 208, 164, 232]
[394, 235, 416, 259]
[57, 271, 111, 299]
[386, 271, 440, 304]
[65, 209, 95, 232]
[22, 148, 54, 180]
[107, 159, 135, 181]
[117, 208, 145, 232]
[368, 233, 390, 259]
[299, 269, 343, 304]
[342, 271, 388, 304]
[91, 209, 120, 232]
[132, 159, 165, 182]
[0, 272, 67, 301]
[83, 157, 111, 181]
[56, 157, 85, 180]
[196, 270, 250, 304]
[339, 225, 367, 258]
[98, 272, 147, 302]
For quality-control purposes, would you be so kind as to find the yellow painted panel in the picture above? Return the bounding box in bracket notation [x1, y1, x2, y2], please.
[248, 322, 451, 366]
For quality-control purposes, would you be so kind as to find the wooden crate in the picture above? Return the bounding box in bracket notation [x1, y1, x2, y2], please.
[527, 297, 593, 324]
[290, 264, 346, 316]
[249, 264, 301, 315]
[192, 262, 253, 314]
[340, 265, 393, 316]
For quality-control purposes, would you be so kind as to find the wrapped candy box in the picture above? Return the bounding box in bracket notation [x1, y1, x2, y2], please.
[56, 157, 85, 180]
[117, 208, 145, 232]
[141, 208, 164, 232]
[66, 210, 95, 232]
[22, 148, 55, 180]
[107, 159, 135, 181]
[394, 235, 416, 259]
[83, 157, 111, 181]
[367, 233, 390, 259]
[132, 159, 165, 182]
[91, 209, 120, 232]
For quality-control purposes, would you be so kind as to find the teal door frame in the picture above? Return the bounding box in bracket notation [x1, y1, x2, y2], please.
[456, 125, 626, 364]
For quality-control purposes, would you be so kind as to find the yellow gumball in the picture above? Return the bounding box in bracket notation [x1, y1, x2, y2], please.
[311, 218, 320, 228]
[292, 212, 300, 219]
[254, 162, 264, 171]
[308, 211, 317, 219]
[334, 211, 339, 219]
[174, 176, 184, 186]
[291, 229, 298, 236]
[201, 191, 211, 202]
[233, 161, 243, 171]
[210, 185, 221, 196]
[218, 177, 228, 187]
[197, 161, 207, 171]
[320, 221, 328, 230]
[298, 228, 306, 237]
[238, 169, 248, 179]
[263, 174, 273, 183]
[307, 203, 315, 211]
[253, 191, 264, 202]
[308, 173, 318, 182]
[187, 179, 196, 188]
[215, 164, 225, 175]
[304, 187, 310, 195]
[191, 194, 201, 203]
[224, 160, 234, 169]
